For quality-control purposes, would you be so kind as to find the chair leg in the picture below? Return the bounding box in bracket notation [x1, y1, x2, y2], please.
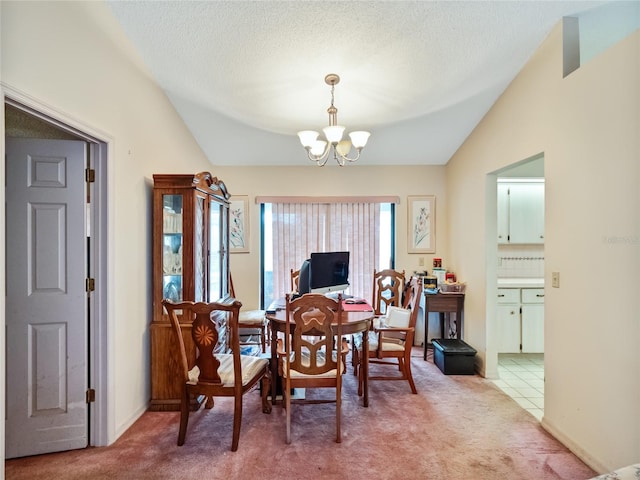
[400, 356, 418, 394]
[177, 387, 190, 446]
[231, 395, 243, 452]
[352, 341, 359, 377]
[261, 369, 272, 414]
[341, 338, 349, 374]
[336, 376, 342, 443]
[357, 356, 364, 397]
[285, 378, 291, 444]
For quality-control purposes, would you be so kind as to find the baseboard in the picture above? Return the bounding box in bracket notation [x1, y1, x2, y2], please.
[115, 403, 149, 443]
[540, 416, 607, 474]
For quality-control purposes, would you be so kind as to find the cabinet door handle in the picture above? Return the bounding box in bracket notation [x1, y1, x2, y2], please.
[536, 294, 544, 298]
[498, 294, 505, 297]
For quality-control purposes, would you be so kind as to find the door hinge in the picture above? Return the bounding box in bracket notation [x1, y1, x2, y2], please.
[86, 278, 95, 292]
[85, 168, 95, 204]
[86, 388, 96, 403]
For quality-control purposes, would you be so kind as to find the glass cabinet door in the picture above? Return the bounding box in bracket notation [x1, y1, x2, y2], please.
[194, 194, 206, 302]
[209, 200, 222, 301]
[162, 194, 183, 302]
[221, 203, 229, 297]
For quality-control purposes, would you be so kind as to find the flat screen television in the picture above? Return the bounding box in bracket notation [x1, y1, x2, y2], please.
[309, 251, 350, 294]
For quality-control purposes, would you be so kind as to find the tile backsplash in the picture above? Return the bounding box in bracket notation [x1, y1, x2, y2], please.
[497, 244, 544, 278]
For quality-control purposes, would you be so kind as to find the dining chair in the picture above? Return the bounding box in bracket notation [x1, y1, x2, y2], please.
[353, 276, 423, 394]
[230, 275, 268, 353]
[352, 268, 406, 372]
[162, 299, 272, 452]
[276, 293, 344, 443]
[371, 268, 406, 315]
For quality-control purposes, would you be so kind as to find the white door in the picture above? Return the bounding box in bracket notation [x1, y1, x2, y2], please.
[522, 304, 544, 353]
[508, 182, 545, 244]
[496, 289, 521, 353]
[496, 304, 521, 353]
[521, 288, 544, 353]
[5, 138, 89, 458]
[496, 183, 510, 244]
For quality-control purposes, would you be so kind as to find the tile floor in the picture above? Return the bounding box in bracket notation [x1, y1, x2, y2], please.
[492, 353, 544, 421]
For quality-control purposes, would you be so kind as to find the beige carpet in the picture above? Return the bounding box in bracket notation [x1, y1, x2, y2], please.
[5, 348, 596, 480]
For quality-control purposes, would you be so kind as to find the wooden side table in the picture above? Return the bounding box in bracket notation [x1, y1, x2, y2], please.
[423, 292, 465, 360]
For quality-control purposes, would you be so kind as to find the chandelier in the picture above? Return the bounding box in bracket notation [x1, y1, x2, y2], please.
[297, 74, 371, 167]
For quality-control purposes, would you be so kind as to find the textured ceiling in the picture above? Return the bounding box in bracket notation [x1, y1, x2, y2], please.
[105, 1, 608, 166]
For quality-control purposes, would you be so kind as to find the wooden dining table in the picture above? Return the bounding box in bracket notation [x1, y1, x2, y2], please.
[265, 297, 374, 407]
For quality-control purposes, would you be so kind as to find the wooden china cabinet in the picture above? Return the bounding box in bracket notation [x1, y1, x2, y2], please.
[150, 172, 231, 411]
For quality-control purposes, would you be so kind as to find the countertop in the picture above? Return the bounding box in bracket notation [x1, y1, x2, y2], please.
[497, 277, 544, 288]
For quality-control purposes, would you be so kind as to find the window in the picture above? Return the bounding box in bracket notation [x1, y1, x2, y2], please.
[260, 200, 395, 307]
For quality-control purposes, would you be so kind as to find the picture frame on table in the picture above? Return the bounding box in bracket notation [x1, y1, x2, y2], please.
[407, 195, 435, 253]
[229, 195, 250, 253]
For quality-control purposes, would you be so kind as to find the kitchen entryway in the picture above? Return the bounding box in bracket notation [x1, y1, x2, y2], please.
[493, 353, 544, 421]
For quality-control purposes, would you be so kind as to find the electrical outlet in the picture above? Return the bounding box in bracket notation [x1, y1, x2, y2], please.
[418, 257, 425, 266]
[552, 272, 560, 288]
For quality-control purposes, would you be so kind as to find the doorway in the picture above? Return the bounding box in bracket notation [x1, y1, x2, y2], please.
[487, 154, 545, 421]
[3, 98, 109, 456]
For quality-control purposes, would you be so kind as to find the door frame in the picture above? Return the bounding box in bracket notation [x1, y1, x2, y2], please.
[485, 154, 545, 379]
[1, 84, 114, 451]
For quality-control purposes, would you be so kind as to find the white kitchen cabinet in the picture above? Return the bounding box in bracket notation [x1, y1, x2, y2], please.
[496, 289, 521, 353]
[521, 288, 544, 353]
[496, 287, 544, 353]
[497, 183, 510, 244]
[497, 181, 545, 244]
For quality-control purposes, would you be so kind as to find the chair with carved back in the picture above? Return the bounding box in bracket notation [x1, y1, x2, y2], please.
[162, 299, 272, 451]
[229, 275, 268, 353]
[276, 293, 344, 444]
[352, 268, 406, 373]
[371, 268, 406, 316]
[353, 276, 423, 394]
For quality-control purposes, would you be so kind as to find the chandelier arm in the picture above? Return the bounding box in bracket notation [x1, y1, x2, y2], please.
[336, 148, 362, 164]
[305, 143, 331, 165]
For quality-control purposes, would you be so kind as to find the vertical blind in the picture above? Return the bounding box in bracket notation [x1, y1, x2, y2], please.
[270, 202, 382, 300]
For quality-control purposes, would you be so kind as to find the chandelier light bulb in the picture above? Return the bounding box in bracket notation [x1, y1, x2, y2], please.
[297, 130, 319, 149]
[310, 140, 327, 156]
[349, 131, 370, 149]
[323, 125, 345, 144]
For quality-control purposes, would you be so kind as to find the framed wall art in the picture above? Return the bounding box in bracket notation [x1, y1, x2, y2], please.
[407, 195, 435, 253]
[229, 195, 250, 253]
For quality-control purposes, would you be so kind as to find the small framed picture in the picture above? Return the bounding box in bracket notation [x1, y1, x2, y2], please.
[229, 196, 250, 253]
[407, 195, 435, 253]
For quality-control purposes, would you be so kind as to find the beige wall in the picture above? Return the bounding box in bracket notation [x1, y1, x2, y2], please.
[447, 23, 639, 471]
[215, 165, 448, 309]
[1, 1, 212, 446]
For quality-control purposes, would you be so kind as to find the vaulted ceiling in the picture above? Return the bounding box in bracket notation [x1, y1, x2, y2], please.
[105, 1, 608, 166]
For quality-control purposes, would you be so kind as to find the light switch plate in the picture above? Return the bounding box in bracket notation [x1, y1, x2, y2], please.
[552, 272, 560, 288]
